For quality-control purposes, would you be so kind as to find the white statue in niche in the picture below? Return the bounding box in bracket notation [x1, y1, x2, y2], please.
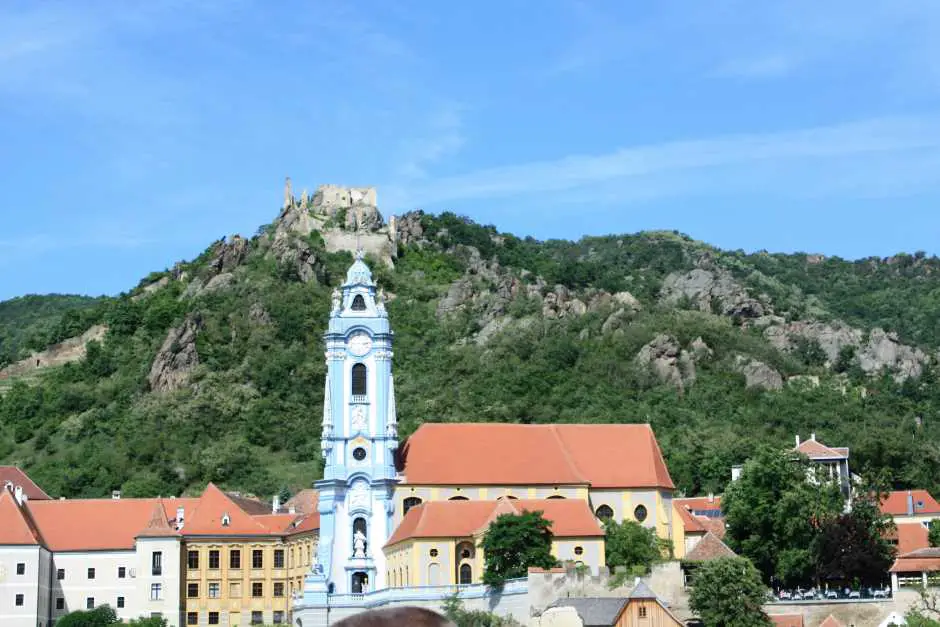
[353, 530, 367, 558]
[348, 480, 369, 511]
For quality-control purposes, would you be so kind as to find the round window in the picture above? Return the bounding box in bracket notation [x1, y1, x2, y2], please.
[352, 447, 367, 461]
[634, 504, 648, 522]
[574, 546, 584, 556]
[429, 549, 438, 558]
[461, 549, 471, 559]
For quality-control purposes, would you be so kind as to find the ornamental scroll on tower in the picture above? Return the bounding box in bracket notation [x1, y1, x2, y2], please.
[305, 251, 399, 598]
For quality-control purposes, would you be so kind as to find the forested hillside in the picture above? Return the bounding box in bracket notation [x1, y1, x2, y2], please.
[2, 192, 939, 500]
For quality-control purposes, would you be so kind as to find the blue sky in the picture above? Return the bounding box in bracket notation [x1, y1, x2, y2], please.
[2, 0, 940, 299]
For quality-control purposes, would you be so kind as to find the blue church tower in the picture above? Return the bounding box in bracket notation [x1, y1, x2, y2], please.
[304, 251, 399, 599]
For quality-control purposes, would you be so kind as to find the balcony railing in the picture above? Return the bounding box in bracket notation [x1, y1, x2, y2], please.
[350, 395, 368, 404]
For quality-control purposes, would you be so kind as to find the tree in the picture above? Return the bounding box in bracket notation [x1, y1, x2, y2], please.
[722, 446, 843, 585]
[442, 590, 522, 627]
[811, 493, 896, 587]
[929, 520, 940, 548]
[603, 519, 668, 580]
[689, 557, 772, 627]
[127, 618, 169, 627]
[56, 605, 120, 627]
[479, 510, 558, 588]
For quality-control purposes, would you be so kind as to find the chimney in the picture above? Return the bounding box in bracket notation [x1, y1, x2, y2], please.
[907, 490, 915, 516]
[13, 485, 23, 505]
[288, 505, 297, 515]
[795, 434, 800, 447]
[111, 490, 121, 500]
[810, 433, 816, 441]
[176, 507, 185, 531]
[272, 494, 281, 514]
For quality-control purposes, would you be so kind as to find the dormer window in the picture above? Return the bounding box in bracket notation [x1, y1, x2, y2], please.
[221, 513, 231, 527]
[351, 295, 366, 311]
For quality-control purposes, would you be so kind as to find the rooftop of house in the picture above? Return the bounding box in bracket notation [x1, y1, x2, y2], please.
[385, 498, 604, 547]
[400, 423, 675, 489]
[880, 489, 940, 516]
[888, 522, 930, 554]
[0, 473, 320, 552]
[769, 614, 805, 627]
[793, 434, 848, 460]
[683, 531, 737, 562]
[0, 466, 51, 500]
[548, 582, 680, 627]
[890, 547, 940, 573]
[818, 614, 846, 627]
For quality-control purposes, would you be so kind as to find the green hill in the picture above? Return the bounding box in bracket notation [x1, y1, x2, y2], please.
[1, 193, 939, 500]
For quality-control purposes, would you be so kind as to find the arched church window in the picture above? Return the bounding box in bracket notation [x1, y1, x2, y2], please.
[351, 363, 367, 396]
[633, 504, 648, 523]
[459, 563, 472, 585]
[403, 497, 422, 515]
[351, 571, 368, 593]
[351, 295, 366, 311]
[595, 505, 614, 521]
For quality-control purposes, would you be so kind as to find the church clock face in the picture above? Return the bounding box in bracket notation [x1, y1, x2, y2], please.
[348, 332, 373, 357]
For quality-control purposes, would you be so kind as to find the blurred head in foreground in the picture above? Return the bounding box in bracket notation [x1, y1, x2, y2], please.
[332, 606, 456, 627]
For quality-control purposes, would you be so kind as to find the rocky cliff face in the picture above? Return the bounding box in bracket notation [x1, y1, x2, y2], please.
[148, 315, 201, 393]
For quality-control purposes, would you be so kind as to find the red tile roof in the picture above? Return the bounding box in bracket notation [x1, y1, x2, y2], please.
[880, 490, 940, 516]
[183, 483, 275, 535]
[0, 489, 43, 545]
[401, 423, 675, 489]
[674, 495, 722, 512]
[674, 504, 705, 534]
[137, 501, 180, 538]
[769, 614, 805, 627]
[386, 498, 604, 547]
[684, 532, 737, 562]
[889, 523, 930, 554]
[285, 489, 319, 514]
[890, 548, 940, 573]
[818, 614, 846, 627]
[697, 516, 727, 540]
[794, 439, 846, 460]
[27, 498, 199, 551]
[0, 466, 51, 500]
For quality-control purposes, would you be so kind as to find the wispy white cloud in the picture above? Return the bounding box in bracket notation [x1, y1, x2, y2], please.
[395, 105, 466, 179]
[384, 115, 940, 207]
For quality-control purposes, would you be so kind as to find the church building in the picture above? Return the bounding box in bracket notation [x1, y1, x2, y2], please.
[298, 253, 677, 612]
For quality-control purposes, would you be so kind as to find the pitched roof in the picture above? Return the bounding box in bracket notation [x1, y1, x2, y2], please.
[0, 466, 51, 500]
[137, 501, 180, 538]
[285, 489, 319, 514]
[818, 615, 846, 627]
[769, 615, 805, 627]
[889, 523, 930, 554]
[674, 495, 722, 512]
[386, 498, 604, 547]
[548, 598, 628, 627]
[684, 532, 737, 562]
[697, 516, 726, 539]
[674, 504, 705, 533]
[794, 438, 846, 460]
[401, 423, 674, 489]
[0, 489, 43, 545]
[880, 490, 940, 516]
[27, 498, 199, 551]
[628, 581, 658, 599]
[183, 483, 273, 535]
[890, 548, 940, 573]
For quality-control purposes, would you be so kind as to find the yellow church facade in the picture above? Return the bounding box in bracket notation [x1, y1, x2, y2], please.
[383, 422, 677, 585]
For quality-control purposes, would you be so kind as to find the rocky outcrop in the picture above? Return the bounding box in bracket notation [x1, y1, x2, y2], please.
[248, 303, 271, 325]
[764, 321, 928, 380]
[660, 269, 766, 321]
[202, 272, 235, 294]
[733, 356, 783, 391]
[390, 211, 425, 247]
[132, 276, 170, 301]
[270, 235, 320, 284]
[601, 309, 630, 334]
[148, 315, 201, 393]
[543, 285, 587, 319]
[437, 278, 474, 316]
[636, 334, 696, 391]
[689, 337, 713, 360]
[0, 325, 108, 380]
[209, 236, 248, 275]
